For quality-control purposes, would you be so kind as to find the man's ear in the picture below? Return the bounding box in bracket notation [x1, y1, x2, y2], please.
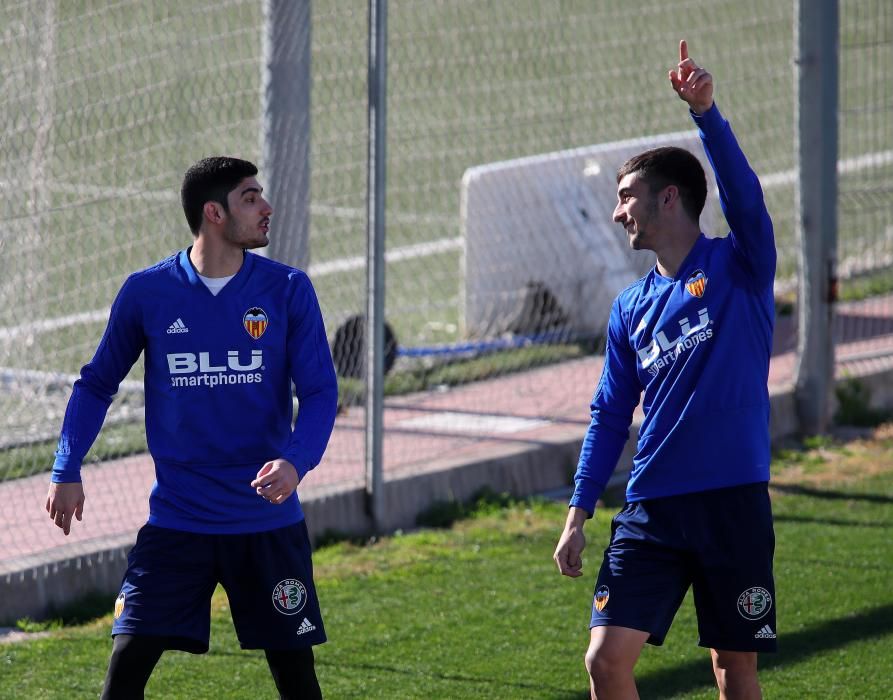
[661, 185, 678, 207]
[203, 201, 224, 225]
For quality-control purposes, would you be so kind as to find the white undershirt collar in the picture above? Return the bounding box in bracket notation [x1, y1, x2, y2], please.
[197, 272, 235, 296]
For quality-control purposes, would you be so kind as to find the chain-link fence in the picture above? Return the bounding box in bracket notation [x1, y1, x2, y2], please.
[835, 1, 893, 353]
[1, 1, 891, 571]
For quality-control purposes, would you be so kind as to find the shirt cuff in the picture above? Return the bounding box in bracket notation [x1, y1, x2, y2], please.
[568, 487, 598, 519]
[690, 102, 724, 131]
[51, 453, 82, 483]
[282, 451, 313, 482]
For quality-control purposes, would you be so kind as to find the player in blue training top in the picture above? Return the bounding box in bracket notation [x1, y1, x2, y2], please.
[553, 42, 777, 699]
[45, 156, 338, 700]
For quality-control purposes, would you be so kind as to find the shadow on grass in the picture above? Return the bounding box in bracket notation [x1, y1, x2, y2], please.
[211, 647, 584, 698]
[628, 602, 893, 699]
[316, 658, 584, 699]
[774, 513, 892, 529]
[108, 604, 893, 699]
[303, 604, 893, 699]
[771, 482, 893, 505]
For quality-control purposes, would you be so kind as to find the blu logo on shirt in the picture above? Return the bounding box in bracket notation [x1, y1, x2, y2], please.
[167, 350, 263, 373]
[637, 308, 712, 371]
[167, 350, 264, 388]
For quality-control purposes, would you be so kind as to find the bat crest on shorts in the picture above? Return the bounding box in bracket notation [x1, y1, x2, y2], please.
[594, 585, 610, 613]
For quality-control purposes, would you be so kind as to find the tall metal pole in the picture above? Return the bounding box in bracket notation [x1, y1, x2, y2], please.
[793, 0, 839, 435]
[260, 0, 312, 270]
[20, 0, 56, 326]
[365, 0, 388, 530]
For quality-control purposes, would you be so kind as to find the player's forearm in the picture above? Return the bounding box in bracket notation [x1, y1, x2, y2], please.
[53, 277, 145, 482]
[565, 505, 589, 530]
[693, 104, 769, 223]
[694, 103, 776, 284]
[570, 418, 628, 516]
[283, 384, 339, 481]
[569, 473, 608, 518]
[52, 381, 114, 482]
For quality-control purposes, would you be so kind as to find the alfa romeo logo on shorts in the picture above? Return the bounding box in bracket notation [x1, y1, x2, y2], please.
[737, 586, 772, 620]
[272, 579, 308, 616]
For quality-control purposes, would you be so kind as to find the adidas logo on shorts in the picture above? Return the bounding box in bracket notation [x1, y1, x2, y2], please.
[754, 624, 776, 639]
[297, 617, 316, 636]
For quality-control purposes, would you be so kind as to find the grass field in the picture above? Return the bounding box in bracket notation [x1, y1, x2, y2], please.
[3, 425, 892, 699]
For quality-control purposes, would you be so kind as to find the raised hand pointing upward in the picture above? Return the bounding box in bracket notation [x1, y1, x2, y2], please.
[668, 39, 714, 115]
[559, 41, 777, 700]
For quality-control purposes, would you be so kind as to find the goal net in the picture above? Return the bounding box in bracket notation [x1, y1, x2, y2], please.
[461, 130, 720, 341]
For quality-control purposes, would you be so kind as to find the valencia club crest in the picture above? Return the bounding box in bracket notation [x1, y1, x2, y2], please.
[243, 307, 269, 339]
[594, 585, 610, 613]
[685, 269, 707, 298]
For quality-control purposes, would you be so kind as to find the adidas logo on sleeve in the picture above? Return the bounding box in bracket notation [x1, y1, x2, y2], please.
[166, 318, 189, 334]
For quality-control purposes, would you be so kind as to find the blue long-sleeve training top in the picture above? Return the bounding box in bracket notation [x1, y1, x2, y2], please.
[52, 249, 339, 534]
[570, 103, 776, 515]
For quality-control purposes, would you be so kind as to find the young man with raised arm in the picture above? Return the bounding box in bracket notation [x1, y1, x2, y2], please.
[554, 42, 777, 700]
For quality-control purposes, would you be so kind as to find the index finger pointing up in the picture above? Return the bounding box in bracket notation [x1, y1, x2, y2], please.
[679, 39, 688, 62]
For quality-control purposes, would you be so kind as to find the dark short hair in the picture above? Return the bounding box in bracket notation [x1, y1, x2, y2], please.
[616, 146, 707, 223]
[180, 156, 258, 234]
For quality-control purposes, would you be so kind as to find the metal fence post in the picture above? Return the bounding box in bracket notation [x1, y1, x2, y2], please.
[793, 0, 839, 435]
[260, 0, 312, 270]
[365, 0, 388, 530]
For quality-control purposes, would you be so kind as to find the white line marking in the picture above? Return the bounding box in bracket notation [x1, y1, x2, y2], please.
[397, 411, 550, 435]
[311, 204, 452, 225]
[0, 366, 142, 393]
[35, 181, 177, 202]
[1, 180, 453, 225]
[0, 309, 109, 340]
[2, 148, 891, 203]
[3, 145, 890, 340]
[310, 237, 463, 276]
[761, 149, 893, 188]
[0, 238, 464, 339]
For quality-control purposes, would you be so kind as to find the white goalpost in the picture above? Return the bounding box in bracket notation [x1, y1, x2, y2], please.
[460, 131, 720, 340]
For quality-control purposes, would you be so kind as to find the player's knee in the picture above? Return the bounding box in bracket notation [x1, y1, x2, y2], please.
[102, 635, 165, 700]
[583, 644, 600, 679]
[584, 639, 632, 684]
[265, 647, 321, 700]
[712, 649, 757, 675]
[712, 650, 759, 696]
